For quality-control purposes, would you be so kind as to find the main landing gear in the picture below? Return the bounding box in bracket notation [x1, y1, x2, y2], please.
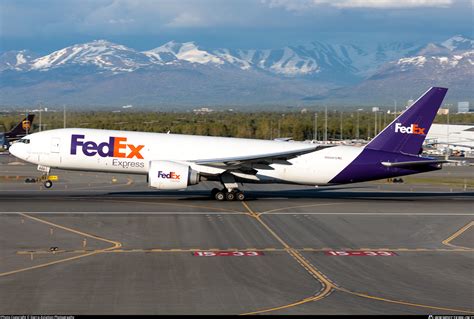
[210, 172, 246, 201]
[211, 188, 245, 201]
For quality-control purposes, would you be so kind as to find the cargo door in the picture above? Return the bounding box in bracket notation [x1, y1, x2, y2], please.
[49, 137, 61, 166]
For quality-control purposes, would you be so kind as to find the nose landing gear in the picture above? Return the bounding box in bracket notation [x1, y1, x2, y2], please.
[25, 175, 54, 188]
[43, 179, 53, 188]
[31, 165, 55, 189]
[24, 173, 55, 188]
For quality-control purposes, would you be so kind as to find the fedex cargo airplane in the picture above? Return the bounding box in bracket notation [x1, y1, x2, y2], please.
[9, 87, 449, 201]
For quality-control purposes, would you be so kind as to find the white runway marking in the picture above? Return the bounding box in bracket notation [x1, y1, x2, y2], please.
[262, 212, 474, 216]
[0, 211, 472, 216]
[0, 211, 244, 215]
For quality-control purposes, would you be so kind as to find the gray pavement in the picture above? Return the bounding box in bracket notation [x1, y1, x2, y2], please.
[0, 153, 473, 314]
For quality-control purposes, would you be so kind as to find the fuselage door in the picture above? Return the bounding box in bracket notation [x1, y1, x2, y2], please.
[51, 137, 60, 153]
[48, 137, 62, 166]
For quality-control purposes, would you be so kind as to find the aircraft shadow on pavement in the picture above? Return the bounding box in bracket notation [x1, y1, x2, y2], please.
[104, 186, 474, 201]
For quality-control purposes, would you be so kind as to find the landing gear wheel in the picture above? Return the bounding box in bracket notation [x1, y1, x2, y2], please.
[225, 191, 236, 201]
[215, 191, 226, 201]
[211, 188, 220, 197]
[44, 180, 53, 189]
[236, 192, 245, 201]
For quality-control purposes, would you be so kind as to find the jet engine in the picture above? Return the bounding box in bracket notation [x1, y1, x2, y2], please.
[148, 160, 199, 190]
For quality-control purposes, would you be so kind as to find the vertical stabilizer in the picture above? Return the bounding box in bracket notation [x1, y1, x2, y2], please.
[366, 87, 447, 155]
[6, 114, 35, 139]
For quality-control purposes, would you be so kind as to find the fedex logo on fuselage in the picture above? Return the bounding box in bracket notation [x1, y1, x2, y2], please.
[158, 171, 180, 180]
[394, 123, 426, 135]
[70, 134, 144, 159]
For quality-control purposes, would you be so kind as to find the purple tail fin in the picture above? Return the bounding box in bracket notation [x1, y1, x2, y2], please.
[366, 87, 448, 155]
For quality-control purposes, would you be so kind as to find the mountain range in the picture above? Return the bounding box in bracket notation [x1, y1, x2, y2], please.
[0, 35, 472, 107]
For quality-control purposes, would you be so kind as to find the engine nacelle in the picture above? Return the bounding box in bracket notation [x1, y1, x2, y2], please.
[148, 160, 199, 190]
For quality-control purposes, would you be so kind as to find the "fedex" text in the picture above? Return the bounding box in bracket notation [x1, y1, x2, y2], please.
[394, 123, 425, 135]
[71, 134, 144, 159]
[157, 171, 180, 180]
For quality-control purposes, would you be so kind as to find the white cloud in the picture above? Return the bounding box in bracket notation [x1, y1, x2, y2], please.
[0, 0, 468, 42]
[334, 0, 453, 8]
[166, 12, 207, 27]
[264, 0, 453, 10]
[108, 18, 135, 25]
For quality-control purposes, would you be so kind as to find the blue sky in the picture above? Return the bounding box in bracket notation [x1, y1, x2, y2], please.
[0, 0, 472, 53]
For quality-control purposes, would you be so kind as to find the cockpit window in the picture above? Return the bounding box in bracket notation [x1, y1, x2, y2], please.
[16, 138, 30, 144]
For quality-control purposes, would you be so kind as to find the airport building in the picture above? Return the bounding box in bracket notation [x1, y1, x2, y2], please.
[457, 101, 472, 113]
[437, 108, 449, 115]
[425, 123, 474, 156]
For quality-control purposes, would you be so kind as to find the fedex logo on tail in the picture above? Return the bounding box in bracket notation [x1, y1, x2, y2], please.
[158, 171, 180, 180]
[71, 134, 144, 159]
[394, 123, 426, 135]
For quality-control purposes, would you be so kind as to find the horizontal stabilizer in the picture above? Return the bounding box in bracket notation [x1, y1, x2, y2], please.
[381, 159, 449, 168]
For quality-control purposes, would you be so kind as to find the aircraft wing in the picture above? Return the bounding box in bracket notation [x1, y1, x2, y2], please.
[193, 144, 332, 170]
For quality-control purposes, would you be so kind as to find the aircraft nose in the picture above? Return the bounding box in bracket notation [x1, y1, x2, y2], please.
[9, 142, 24, 160]
[9, 143, 18, 157]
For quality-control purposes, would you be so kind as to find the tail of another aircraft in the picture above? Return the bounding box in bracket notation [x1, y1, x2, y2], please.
[366, 87, 448, 155]
[5, 114, 35, 139]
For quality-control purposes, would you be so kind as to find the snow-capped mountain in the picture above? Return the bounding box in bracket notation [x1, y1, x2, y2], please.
[0, 38, 427, 79]
[145, 41, 236, 67]
[3, 36, 469, 78]
[27, 40, 152, 73]
[0, 35, 472, 106]
[210, 41, 421, 79]
[441, 35, 474, 51]
[393, 51, 474, 71]
[370, 37, 474, 82]
[320, 37, 474, 104]
[0, 50, 37, 72]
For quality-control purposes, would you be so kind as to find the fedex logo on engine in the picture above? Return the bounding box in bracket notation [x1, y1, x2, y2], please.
[70, 134, 144, 159]
[394, 123, 426, 135]
[157, 171, 180, 180]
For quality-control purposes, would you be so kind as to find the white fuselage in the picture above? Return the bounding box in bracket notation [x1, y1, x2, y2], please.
[10, 128, 364, 186]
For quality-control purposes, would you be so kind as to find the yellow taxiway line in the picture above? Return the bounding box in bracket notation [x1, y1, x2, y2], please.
[241, 201, 336, 315]
[2, 208, 472, 314]
[442, 220, 474, 249]
[240, 202, 474, 315]
[0, 213, 122, 278]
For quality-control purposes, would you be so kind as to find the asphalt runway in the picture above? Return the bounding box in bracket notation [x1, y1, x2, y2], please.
[0, 153, 473, 314]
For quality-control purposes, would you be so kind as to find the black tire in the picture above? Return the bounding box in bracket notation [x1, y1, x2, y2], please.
[44, 180, 53, 188]
[225, 192, 236, 201]
[236, 192, 245, 201]
[215, 191, 225, 201]
[211, 188, 220, 197]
